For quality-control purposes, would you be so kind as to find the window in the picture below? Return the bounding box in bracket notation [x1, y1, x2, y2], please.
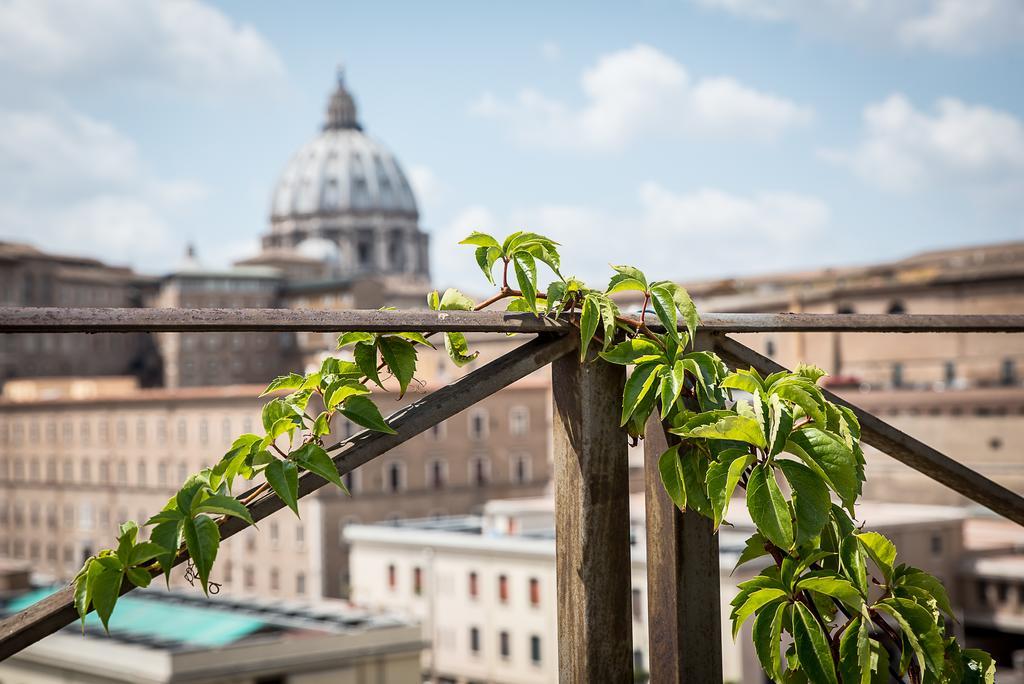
[137, 462, 147, 486]
[117, 461, 127, 484]
[270, 568, 279, 591]
[468, 408, 488, 440]
[469, 571, 479, 598]
[498, 574, 509, 603]
[414, 567, 423, 596]
[837, 303, 855, 314]
[499, 630, 510, 659]
[509, 406, 529, 436]
[471, 457, 488, 486]
[295, 523, 305, 549]
[930, 533, 943, 555]
[136, 419, 146, 444]
[429, 459, 445, 489]
[296, 572, 306, 595]
[177, 419, 187, 443]
[944, 361, 956, 386]
[887, 300, 906, 315]
[469, 627, 481, 654]
[98, 461, 109, 484]
[81, 460, 92, 483]
[270, 521, 279, 548]
[765, 338, 776, 357]
[199, 419, 209, 445]
[158, 462, 168, 486]
[634, 649, 645, 672]
[891, 363, 904, 388]
[632, 587, 643, 621]
[388, 564, 396, 590]
[512, 455, 529, 484]
[530, 635, 542, 664]
[386, 462, 404, 492]
[342, 469, 358, 494]
[244, 566, 255, 589]
[1001, 358, 1017, 386]
[529, 578, 540, 606]
[429, 421, 446, 441]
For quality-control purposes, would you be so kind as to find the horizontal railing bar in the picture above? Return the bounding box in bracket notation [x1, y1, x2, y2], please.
[713, 334, 1024, 528]
[0, 332, 578, 661]
[2, 307, 1023, 334]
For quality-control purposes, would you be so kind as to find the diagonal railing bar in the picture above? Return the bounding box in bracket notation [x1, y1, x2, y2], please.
[2, 307, 1022, 334]
[713, 334, 1024, 527]
[0, 332, 577, 661]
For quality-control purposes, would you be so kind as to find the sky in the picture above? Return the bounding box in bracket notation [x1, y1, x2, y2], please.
[0, 0, 1022, 292]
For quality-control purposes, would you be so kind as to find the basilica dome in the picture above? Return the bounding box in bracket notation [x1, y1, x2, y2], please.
[260, 70, 429, 283]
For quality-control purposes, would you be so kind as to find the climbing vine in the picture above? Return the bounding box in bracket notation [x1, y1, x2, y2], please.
[74, 231, 994, 683]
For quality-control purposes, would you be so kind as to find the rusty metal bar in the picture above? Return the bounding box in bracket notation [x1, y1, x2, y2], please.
[713, 334, 1024, 528]
[0, 333, 578, 661]
[2, 307, 1022, 334]
[552, 352, 633, 682]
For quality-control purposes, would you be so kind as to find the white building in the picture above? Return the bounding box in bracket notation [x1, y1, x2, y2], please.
[345, 495, 971, 684]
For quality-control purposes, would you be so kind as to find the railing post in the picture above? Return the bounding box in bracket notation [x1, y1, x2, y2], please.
[552, 353, 633, 682]
[644, 334, 723, 683]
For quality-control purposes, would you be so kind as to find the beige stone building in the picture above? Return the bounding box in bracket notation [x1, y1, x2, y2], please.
[0, 370, 551, 601]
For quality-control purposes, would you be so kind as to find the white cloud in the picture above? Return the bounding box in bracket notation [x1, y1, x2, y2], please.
[694, 0, 1024, 54]
[0, 0, 286, 96]
[0, 106, 204, 271]
[433, 184, 829, 290]
[821, 94, 1024, 193]
[471, 44, 812, 151]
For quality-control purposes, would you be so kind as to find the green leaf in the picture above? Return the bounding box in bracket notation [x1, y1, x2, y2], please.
[89, 564, 123, 633]
[768, 393, 794, 457]
[459, 231, 501, 248]
[336, 332, 375, 349]
[596, 296, 619, 351]
[856, 532, 897, 583]
[260, 372, 306, 396]
[599, 338, 663, 366]
[261, 397, 301, 434]
[513, 252, 538, 312]
[609, 265, 648, 289]
[150, 520, 181, 587]
[735, 533, 770, 571]
[292, 443, 347, 492]
[182, 514, 220, 595]
[774, 384, 826, 428]
[840, 535, 868, 596]
[192, 494, 254, 525]
[777, 459, 831, 546]
[747, 464, 795, 550]
[731, 588, 786, 638]
[621, 361, 663, 426]
[320, 357, 362, 379]
[378, 335, 417, 397]
[706, 449, 752, 528]
[397, 331, 435, 348]
[962, 649, 996, 684]
[128, 542, 168, 567]
[340, 395, 397, 434]
[796, 575, 864, 612]
[606, 274, 646, 295]
[444, 332, 478, 367]
[669, 283, 699, 344]
[353, 341, 382, 388]
[721, 371, 763, 394]
[439, 287, 475, 311]
[659, 445, 686, 510]
[838, 617, 871, 684]
[649, 283, 679, 344]
[659, 361, 686, 415]
[796, 363, 828, 384]
[895, 567, 954, 619]
[265, 459, 300, 516]
[752, 599, 786, 681]
[126, 567, 152, 589]
[579, 295, 600, 361]
[876, 598, 944, 675]
[679, 446, 713, 518]
[684, 414, 767, 449]
[785, 428, 859, 510]
[793, 602, 838, 684]
[473, 246, 502, 286]
[74, 562, 92, 629]
[324, 379, 370, 410]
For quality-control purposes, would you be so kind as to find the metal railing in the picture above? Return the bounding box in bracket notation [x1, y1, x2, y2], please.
[0, 308, 1022, 682]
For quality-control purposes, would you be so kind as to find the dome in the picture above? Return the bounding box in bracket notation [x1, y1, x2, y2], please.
[270, 71, 418, 219]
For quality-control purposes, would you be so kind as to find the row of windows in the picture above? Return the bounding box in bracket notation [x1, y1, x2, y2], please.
[388, 566, 543, 607]
[225, 563, 307, 595]
[0, 502, 148, 532]
[243, 521, 305, 552]
[0, 415, 256, 447]
[0, 404, 534, 447]
[468, 627, 542, 664]
[343, 454, 533, 495]
[974, 579, 1024, 608]
[0, 457, 197, 488]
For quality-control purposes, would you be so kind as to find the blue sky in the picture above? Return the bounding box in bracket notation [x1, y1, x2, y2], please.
[1, 0, 1022, 291]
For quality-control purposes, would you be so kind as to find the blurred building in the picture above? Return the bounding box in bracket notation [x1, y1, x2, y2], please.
[345, 495, 970, 684]
[0, 569, 424, 684]
[0, 373, 551, 600]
